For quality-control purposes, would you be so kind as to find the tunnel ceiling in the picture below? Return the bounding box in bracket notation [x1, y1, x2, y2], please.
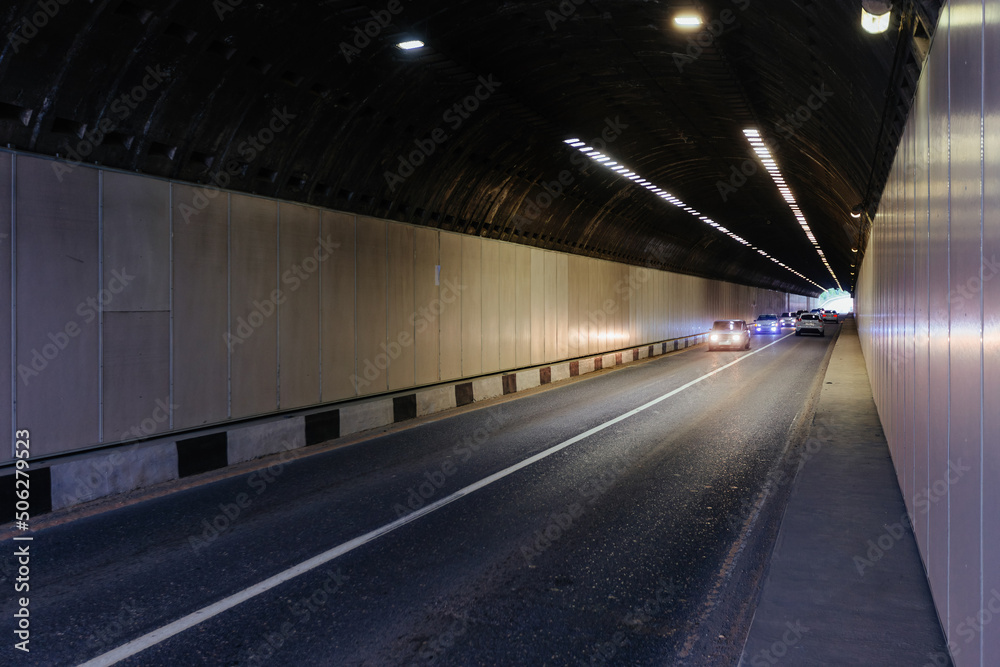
[0, 0, 942, 296]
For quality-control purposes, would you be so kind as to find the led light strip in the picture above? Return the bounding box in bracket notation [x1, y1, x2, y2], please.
[563, 138, 823, 290]
[742, 129, 841, 290]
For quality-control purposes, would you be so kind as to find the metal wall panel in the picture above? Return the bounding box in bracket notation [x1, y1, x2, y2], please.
[387, 223, 416, 390]
[983, 4, 1000, 662]
[925, 15, 952, 613]
[278, 203, 321, 409]
[102, 312, 170, 441]
[461, 236, 482, 376]
[16, 156, 100, 454]
[530, 248, 545, 364]
[557, 254, 569, 358]
[902, 117, 916, 520]
[413, 227, 439, 386]
[439, 232, 462, 381]
[570, 254, 586, 356]
[544, 251, 558, 362]
[356, 216, 389, 393]
[321, 211, 356, 401]
[912, 69, 932, 559]
[514, 245, 531, 367]
[481, 238, 500, 374]
[172, 184, 229, 429]
[497, 241, 516, 371]
[230, 195, 278, 418]
[0, 154, 10, 461]
[102, 172, 170, 312]
[947, 7, 983, 658]
[588, 259, 600, 355]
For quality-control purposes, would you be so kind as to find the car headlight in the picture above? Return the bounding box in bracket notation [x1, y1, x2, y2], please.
[710, 334, 718, 341]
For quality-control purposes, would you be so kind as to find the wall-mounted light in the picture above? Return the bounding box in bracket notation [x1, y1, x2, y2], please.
[673, 14, 702, 28]
[861, 1, 892, 34]
[396, 40, 425, 50]
[850, 204, 863, 218]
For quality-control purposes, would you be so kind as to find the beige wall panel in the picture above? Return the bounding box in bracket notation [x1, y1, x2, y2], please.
[387, 223, 415, 390]
[567, 255, 583, 358]
[481, 239, 501, 374]
[498, 243, 517, 370]
[413, 227, 439, 386]
[544, 251, 558, 362]
[557, 254, 569, 358]
[515, 246, 532, 367]
[587, 259, 600, 355]
[356, 217, 388, 395]
[278, 203, 321, 409]
[15, 157, 100, 454]
[461, 236, 483, 377]
[230, 195, 278, 418]
[321, 211, 356, 401]
[439, 233, 462, 380]
[172, 184, 229, 430]
[530, 248, 545, 365]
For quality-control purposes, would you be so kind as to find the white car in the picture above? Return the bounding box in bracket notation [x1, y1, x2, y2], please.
[778, 312, 797, 327]
[795, 313, 825, 336]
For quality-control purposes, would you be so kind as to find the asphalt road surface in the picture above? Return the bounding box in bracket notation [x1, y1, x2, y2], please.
[2, 321, 840, 666]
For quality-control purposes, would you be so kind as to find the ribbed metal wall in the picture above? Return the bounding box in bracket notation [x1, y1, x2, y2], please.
[3, 150, 811, 462]
[856, 3, 998, 664]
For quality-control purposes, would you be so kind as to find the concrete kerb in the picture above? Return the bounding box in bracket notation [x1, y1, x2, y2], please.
[0, 331, 710, 531]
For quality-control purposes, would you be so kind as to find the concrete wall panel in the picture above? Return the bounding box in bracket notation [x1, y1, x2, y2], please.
[530, 248, 545, 364]
[356, 216, 388, 394]
[321, 211, 356, 401]
[515, 245, 531, 367]
[16, 156, 100, 454]
[544, 250, 558, 363]
[230, 195, 278, 418]
[278, 203, 321, 409]
[172, 184, 229, 429]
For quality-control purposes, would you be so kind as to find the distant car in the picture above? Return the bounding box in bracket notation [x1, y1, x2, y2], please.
[778, 312, 797, 327]
[708, 320, 751, 350]
[822, 310, 838, 322]
[753, 314, 780, 334]
[795, 313, 825, 336]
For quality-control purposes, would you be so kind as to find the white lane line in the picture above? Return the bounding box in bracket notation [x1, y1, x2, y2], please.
[80, 333, 794, 667]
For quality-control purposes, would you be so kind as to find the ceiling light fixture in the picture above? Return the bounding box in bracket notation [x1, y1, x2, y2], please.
[561, 137, 823, 290]
[673, 15, 703, 28]
[850, 204, 863, 219]
[861, 1, 892, 34]
[742, 128, 841, 290]
[396, 40, 425, 50]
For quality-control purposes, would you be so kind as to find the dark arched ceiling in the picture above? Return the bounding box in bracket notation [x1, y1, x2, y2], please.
[0, 0, 942, 296]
